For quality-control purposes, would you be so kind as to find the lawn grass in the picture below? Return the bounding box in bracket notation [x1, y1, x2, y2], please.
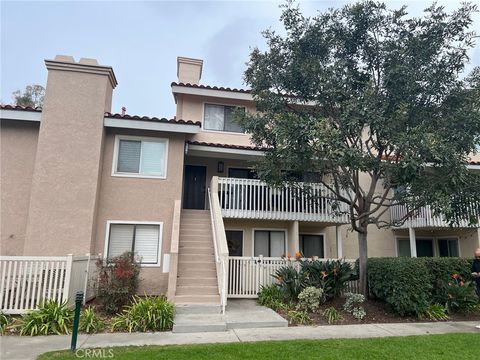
[39, 333, 480, 359]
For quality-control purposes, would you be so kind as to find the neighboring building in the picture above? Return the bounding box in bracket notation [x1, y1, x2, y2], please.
[1, 55, 479, 307]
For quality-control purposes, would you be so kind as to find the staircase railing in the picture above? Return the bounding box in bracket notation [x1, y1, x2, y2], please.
[167, 200, 182, 301]
[208, 177, 229, 314]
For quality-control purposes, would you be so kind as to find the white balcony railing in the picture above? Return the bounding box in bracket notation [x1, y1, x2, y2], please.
[390, 204, 479, 229]
[216, 177, 349, 223]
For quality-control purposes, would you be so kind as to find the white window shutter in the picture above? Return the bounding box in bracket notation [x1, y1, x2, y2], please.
[108, 224, 134, 258]
[134, 225, 160, 264]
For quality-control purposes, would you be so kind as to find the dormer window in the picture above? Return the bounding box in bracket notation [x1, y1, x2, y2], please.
[204, 104, 245, 133]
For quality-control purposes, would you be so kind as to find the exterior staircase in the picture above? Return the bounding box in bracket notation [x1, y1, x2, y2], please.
[174, 209, 220, 305]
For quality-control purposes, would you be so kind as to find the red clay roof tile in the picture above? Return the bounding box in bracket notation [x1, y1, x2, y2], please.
[187, 141, 264, 151]
[171, 82, 252, 94]
[104, 112, 201, 126]
[0, 104, 42, 112]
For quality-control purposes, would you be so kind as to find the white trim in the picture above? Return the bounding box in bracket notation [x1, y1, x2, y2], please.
[225, 228, 245, 256]
[172, 85, 253, 101]
[104, 117, 199, 134]
[104, 220, 163, 267]
[112, 135, 169, 179]
[299, 232, 326, 258]
[201, 101, 248, 135]
[0, 109, 41, 122]
[467, 164, 480, 170]
[251, 228, 288, 257]
[187, 143, 264, 157]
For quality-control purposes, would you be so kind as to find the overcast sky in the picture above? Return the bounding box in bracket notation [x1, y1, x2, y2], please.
[1, 0, 479, 117]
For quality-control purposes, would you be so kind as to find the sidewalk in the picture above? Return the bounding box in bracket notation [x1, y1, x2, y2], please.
[1, 321, 479, 360]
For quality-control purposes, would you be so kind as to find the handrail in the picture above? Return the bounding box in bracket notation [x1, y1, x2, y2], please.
[167, 200, 182, 301]
[208, 181, 229, 314]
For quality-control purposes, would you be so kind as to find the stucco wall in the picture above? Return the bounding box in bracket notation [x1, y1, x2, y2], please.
[0, 121, 39, 255]
[94, 129, 186, 295]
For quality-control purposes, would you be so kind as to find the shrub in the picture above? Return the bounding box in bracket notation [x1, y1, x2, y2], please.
[368, 257, 477, 317]
[323, 307, 342, 324]
[368, 257, 432, 316]
[18, 300, 72, 336]
[79, 307, 105, 334]
[97, 252, 140, 314]
[297, 286, 324, 313]
[352, 307, 366, 320]
[421, 304, 449, 321]
[287, 309, 311, 325]
[0, 312, 9, 334]
[343, 293, 365, 312]
[111, 295, 175, 332]
[272, 265, 305, 301]
[444, 275, 478, 314]
[300, 259, 355, 299]
[258, 284, 284, 309]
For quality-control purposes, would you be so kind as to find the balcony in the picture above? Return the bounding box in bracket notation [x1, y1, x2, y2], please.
[390, 204, 479, 229]
[213, 176, 349, 223]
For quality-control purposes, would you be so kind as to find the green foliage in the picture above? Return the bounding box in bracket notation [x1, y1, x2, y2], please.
[297, 286, 323, 313]
[352, 307, 366, 321]
[258, 284, 285, 309]
[368, 258, 432, 316]
[287, 309, 311, 325]
[301, 259, 355, 299]
[323, 307, 342, 324]
[97, 252, 140, 314]
[12, 84, 45, 108]
[0, 312, 9, 334]
[18, 300, 72, 336]
[79, 307, 105, 334]
[421, 304, 449, 321]
[444, 275, 478, 314]
[272, 265, 305, 301]
[111, 295, 175, 332]
[343, 293, 365, 312]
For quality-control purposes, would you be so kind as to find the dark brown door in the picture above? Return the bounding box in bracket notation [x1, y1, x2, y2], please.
[183, 165, 207, 209]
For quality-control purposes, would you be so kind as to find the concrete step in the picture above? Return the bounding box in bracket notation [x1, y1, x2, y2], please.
[178, 261, 216, 270]
[175, 304, 221, 315]
[181, 210, 210, 215]
[172, 313, 226, 333]
[181, 217, 212, 223]
[177, 277, 218, 287]
[179, 254, 215, 262]
[179, 234, 213, 241]
[179, 246, 214, 255]
[178, 268, 217, 277]
[174, 294, 220, 304]
[180, 226, 212, 233]
[176, 285, 219, 296]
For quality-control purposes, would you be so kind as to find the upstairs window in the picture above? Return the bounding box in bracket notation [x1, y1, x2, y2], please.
[204, 104, 245, 133]
[114, 136, 168, 178]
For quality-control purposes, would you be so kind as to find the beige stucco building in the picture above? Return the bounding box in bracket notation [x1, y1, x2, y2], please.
[1, 55, 479, 306]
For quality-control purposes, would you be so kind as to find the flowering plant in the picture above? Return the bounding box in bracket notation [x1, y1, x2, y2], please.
[444, 274, 478, 314]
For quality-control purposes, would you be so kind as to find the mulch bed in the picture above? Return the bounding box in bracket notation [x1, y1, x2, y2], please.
[276, 297, 480, 326]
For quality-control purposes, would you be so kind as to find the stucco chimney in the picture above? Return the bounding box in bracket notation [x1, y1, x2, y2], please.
[23, 55, 117, 256]
[177, 57, 203, 84]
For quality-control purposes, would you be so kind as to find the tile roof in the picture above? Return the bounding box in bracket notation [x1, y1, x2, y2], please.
[104, 112, 201, 126]
[0, 104, 42, 112]
[469, 161, 480, 165]
[187, 141, 264, 151]
[171, 82, 252, 94]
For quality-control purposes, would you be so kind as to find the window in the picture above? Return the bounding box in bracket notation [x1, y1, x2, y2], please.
[107, 223, 162, 265]
[397, 238, 434, 257]
[114, 136, 167, 178]
[226, 230, 243, 256]
[300, 234, 324, 258]
[204, 104, 245, 133]
[438, 238, 459, 257]
[254, 230, 286, 257]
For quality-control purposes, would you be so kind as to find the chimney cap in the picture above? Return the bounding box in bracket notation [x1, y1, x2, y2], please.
[177, 57, 203, 83]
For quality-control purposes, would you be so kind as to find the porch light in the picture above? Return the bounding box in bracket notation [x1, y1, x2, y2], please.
[217, 161, 225, 173]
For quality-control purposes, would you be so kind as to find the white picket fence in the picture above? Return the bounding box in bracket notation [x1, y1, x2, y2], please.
[228, 256, 358, 298]
[0, 254, 100, 314]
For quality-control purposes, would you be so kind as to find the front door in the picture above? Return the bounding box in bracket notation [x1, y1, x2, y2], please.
[183, 165, 207, 209]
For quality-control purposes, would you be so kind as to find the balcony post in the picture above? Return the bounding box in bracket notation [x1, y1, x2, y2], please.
[336, 225, 343, 258]
[288, 221, 299, 256]
[409, 227, 417, 257]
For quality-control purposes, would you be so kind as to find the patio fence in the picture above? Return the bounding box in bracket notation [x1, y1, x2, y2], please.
[0, 254, 100, 314]
[228, 256, 358, 298]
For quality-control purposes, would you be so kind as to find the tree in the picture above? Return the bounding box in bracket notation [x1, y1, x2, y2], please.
[239, 1, 480, 295]
[12, 84, 45, 108]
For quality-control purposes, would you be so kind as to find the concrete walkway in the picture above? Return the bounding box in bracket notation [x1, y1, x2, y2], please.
[1, 321, 479, 360]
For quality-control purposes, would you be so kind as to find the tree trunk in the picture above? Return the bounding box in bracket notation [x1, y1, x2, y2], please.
[358, 231, 368, 296]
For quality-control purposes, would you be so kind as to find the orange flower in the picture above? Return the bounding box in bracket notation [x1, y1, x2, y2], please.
[295, 252, 302, 260]
[333, 266, 337, 275]
[447, 294, 453, 299]
[320, 271, 328, 279]
[460, 281, 465, 286]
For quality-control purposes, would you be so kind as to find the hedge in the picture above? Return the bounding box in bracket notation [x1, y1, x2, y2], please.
[367, 257, 474, 316]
